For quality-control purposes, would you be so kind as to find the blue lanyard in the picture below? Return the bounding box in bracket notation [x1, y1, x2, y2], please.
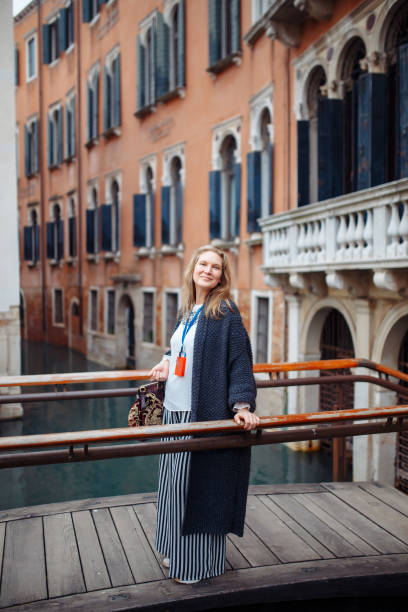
[181, 306, 202, 352]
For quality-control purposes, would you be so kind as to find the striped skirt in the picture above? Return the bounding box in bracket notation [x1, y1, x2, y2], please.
[155, 408, 226, 581]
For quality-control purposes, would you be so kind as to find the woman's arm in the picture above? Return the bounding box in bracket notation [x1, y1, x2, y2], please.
[149, 357, 170, 381]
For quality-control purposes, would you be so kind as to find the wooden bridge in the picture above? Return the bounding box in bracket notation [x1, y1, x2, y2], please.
[0, 481, 407, 610]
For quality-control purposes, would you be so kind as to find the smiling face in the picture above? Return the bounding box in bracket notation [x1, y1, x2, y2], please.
[192, 250, 223, 300]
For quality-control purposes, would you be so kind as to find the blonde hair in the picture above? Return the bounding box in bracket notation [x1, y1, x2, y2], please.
[180, 245, 233, 319]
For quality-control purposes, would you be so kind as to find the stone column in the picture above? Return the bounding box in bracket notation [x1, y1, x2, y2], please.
[352, 299, 371, 480]
[0, 0, 22, 420]
[287, 295, 301, 415]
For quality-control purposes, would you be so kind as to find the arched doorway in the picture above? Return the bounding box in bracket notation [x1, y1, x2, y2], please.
[117, 295, 135, 369]
[68, 299, 80, 349]
[396, 327, 408, 493]
[319, 309, 355, 474]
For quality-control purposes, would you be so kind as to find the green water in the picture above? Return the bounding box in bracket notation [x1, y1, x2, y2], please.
[0, 341, 332, 511]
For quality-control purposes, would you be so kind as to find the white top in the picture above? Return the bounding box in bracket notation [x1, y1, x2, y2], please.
[163, 305, 201, 412]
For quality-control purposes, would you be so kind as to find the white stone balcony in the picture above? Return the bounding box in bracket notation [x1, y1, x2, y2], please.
[260, 178, 408, 293]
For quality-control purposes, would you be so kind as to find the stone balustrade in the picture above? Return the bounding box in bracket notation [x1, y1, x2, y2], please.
[260, 178, 408, 276]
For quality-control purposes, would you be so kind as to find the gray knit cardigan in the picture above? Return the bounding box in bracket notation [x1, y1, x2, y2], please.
[169, 300, 257, 537]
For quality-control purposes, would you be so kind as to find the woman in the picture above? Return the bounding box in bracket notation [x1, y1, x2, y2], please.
[149, 245, 259, 584]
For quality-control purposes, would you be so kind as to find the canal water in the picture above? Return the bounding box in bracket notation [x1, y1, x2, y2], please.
[0, 341, 332, 511]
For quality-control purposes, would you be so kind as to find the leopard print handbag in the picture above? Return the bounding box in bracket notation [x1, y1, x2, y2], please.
[128, 381, 165, 427]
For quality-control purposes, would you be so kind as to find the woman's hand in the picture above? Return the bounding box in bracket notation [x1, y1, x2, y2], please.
[234, 408, 260, 431]
[149, 360, 170, 382]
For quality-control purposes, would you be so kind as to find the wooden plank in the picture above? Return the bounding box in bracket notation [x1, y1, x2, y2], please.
[269, 494, 363, 558]
[0, 517, 47, 608]
[294, 493, 378, 556]
[244, 495, 321, 563]
[248, 484, 324, 495]
[359, 482, 408, 518]
[8, 554, 408, 611]
[323, 482, 408, 543]
[259, 495, 334, 559]
[0, 522, 5, 580]
[91, 507, 134, 587]
[72, 511, 111, 591]
[229, 524, 279, 567]
[110, 506, 165, 582]
[132, 502, 163, 567]
[0, 492, 159, 523]
[226, 537, 250, 569]
[44, 513, 86, 598]
[303, 491, 408, 554]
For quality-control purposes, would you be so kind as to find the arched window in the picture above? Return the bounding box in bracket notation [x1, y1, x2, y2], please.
[307, 66, 326, 204]
[146, 167, 154, 248]
[170, 156, 182, 246]
[86, 186, 98, 255]
[46, 203, 63, 261]
[68, 197, 76, 258]
[260, 108, 272, 218]
[221, 135, 238, 240]
[23, 209, 40, 264]
[341, 38, 366, 193]
[385, 3, 408, 181]
[111, 180, 120, 253]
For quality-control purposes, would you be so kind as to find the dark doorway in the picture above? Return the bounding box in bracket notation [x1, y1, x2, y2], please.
[396, 328, 408, 494]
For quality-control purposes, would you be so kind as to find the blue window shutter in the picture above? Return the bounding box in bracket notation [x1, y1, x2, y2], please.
[87, 82, 92, 141]
[82, 0, 91, 23]
[209, 170, 221, 239]
[69, 217, 76, 257]
[268, 142, 274, 215]
[231, 0, 241, 54]
[177, 0, 185, 87]
[47, 116, 52, 167]
[357, 72, 386, 189]
[209, 0, 221, 66]
[330, 99, 343, 198]
[150, 192, 155, 246]
[42, 24, 51, 64]
[46, 222, 55, 258]
[65, 104, 70, 158]
[58, 9, 67, 52]
[115, 204, 119, 252]
[100, 204, 112, 251]
[161, 186, 170, 245]
[137, 35, 145, 110]
[86, 209, 95, 253]
[57, 108, 63, 165]
[247, 151, 261, 233]
[176, 181, 183, 245]
[71, 96, 76, 157]
[156, 12, 169, 98]
[151, 21, 157, 102]
[23, 227, 32, 260]
[24, 125, 30, 177]
[297, 120, 309, 206]
[133, 194, 147, 246]
[33, 120, 39, 173]
[318, 98, 331, 201]
[399, 43, 408, 178]
[103, 65, 110, 131]
[15, 47, 19, 86]
[113, 55, 121, 127]
[233, 163, 241, 237]
[34, 225, 40, 262]
[57, 220, 64, 260]
[94, 75, 99, 137]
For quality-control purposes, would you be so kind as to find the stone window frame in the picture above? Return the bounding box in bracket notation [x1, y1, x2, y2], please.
[104, 169, 122, 259]
[138, 153, 157, 254]
[52, 288, 64, 327]
[142, 287, 157, 345]
[250, 289, 273, 365]
[25, 30, 37, 82]
[162, 288, 181, 348]
[88, 286, 99, 333]
[104, 287, 116, 335]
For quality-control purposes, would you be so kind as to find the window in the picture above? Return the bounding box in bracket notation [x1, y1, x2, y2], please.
[143, 291, 155, 343]
[133, 165, 155, 249]
[106, 289, 115, 335]
[103, 51, 121, 133]
[15, 46, 19, 86]
[100, 179, 120, 254]
[43, 19, 59, 65]
[53, 289, 64, 325]
[68, 197, 76, 258]
[24, 118, 39, 177]
[89, 289, 98, 332]
[164, 292, 179, 346]
[23, 209, 40, 265]
[46, 203, 64, 262]
[170, 5, 180, 90]
[252, 294, 271, 364]
[86, 67, 99, 143]
[247, 105, 273, 232]
[86, 186, 99, 255]
[65, 1, 74, 48]
[82, 0, 101, 23]
[47, 106, 63, 168]
[26, 34, 37, 80]
[65, 93, 76, 160]
[208, 0, 241, 71]
[162, 156, 183, 247]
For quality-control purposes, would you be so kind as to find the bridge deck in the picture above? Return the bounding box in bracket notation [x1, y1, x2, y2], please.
[0, 482, 407, 611]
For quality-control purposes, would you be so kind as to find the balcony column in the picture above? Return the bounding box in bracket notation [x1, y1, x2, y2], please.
[287, 295, 302, 415]
[352, 299, 371, 481]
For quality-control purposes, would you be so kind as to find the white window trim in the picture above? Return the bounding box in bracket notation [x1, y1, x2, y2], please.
[49, 198, 63, 219]
[65, 90, 76, 159]
[138, 10, 158, 44]
[88, 286, 99, 334]
[249, 84, 274, 152]
[104, 170, 122, 256]
[250, 290, 273, 367]
[142, 287, 157, 346]
[162, 288, 181, 348]
[48, 102, 63, 167]
[211, 115, 242, 170]
[25, 32, 37, 82]
[162, 142, 185, 187]
[25, 115, 37, 176]
[104, 288, 116, 335]
[52, 288, 65, 327]
[87, 63, 100, 142]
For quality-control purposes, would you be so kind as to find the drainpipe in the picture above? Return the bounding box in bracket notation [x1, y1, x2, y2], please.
[75, 0, 83, 336]
[37, 0, 47, 338]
